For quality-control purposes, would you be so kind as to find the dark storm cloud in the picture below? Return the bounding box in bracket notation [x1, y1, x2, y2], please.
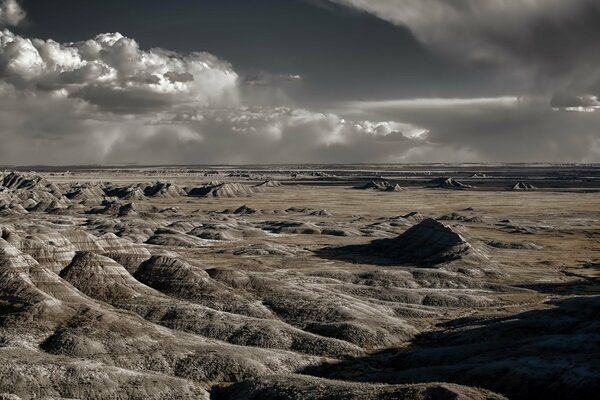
[331, 0, 600, 107]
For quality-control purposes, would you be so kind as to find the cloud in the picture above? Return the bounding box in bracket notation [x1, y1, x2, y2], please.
[243, 72, 303, 86]
[0, 2, 596, 165]
[348, 97, 521, 110]
[0, 30, 239, 113]
[0, 25, 434, 165]
[330, 0, 600, 106]
[0, 0, 25, 27]
[135, 107, 429, 164]
[0, 92, 431, 165]
[551, 93, 600, 112]
[0, 29, 428, 165]
[342, 96, 600, 162]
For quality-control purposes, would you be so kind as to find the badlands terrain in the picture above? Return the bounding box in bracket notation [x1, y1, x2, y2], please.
[0, 164, 598, 400]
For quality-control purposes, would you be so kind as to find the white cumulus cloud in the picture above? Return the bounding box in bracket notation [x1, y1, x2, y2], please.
[0, 30, 239, 113]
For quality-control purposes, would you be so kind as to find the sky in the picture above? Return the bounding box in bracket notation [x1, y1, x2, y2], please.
[0, 0, 599, 165]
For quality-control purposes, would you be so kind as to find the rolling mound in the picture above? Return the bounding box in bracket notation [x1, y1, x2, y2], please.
[188, 182, 255, 198]
[60, 251, 163, 302]
[356, 180, 406, 192]
[512, 182, 537, 190]
[318, 219, 475, 267]
[144, 181, 187, 197]
[371, 219, 472, 266]
[0, 348, 210, 400]
[215, 375, 506, 400]
[428, 177, 474, 189]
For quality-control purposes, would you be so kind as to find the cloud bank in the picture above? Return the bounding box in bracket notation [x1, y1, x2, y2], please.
[331, 0, 600, 110]
[0, 27, 431, 165]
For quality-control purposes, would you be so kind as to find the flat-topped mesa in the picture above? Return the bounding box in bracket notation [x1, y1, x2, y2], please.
[187, 182, 255, 198]
[373, 218, 471, 266]
[428, 177, 474, 189]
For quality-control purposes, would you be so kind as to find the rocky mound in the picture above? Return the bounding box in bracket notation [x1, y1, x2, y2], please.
[437, 213, 483, 223]
[188, 221, 266, 241]
[60, 251, 162, 302]
[485, 240, 542, 250]
[260, 221, 322, 235]
[188, 182, 255, 198]
[512, 182, 537, 190]
[134, 255, 271, 317]
[259, 221, 358, 237]
[0, 238, 55, 307]
[118, 202, 139, 217]
[0, 202, 28, 215]
[399, 211, 426, 223]
[1, 172, 55, 192]
[234, 205, 259, 215]
[319, 219, 475, 267]
[0, 348, 209, 400]
[90, 200, 140, 217]
[104, 185, 146, 200]
[215, 375, 506, 400]
[372, 219, 471, 266]
[220, 243, 308, 257]
[285, 207, 332, 216]
[253, 180, 282, 192]
[146, 228, 211, 247]
[144, 181, 187, 197]
[428, 177, 474, 190]
[0, 237, 330, 392]
[2, 230, 76, 273]
[356, 180, 405, 192]
[65, 183, 105, 202]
